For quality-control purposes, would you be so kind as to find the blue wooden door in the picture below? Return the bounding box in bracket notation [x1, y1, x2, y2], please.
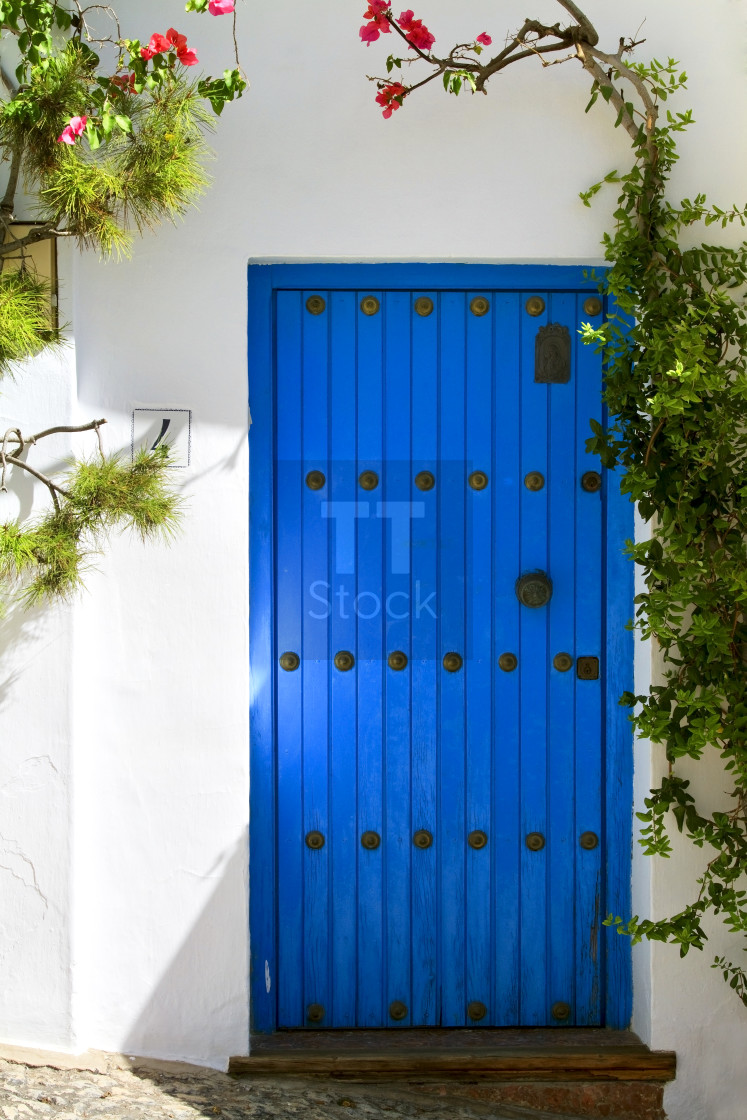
[271, 286, 610, 1029]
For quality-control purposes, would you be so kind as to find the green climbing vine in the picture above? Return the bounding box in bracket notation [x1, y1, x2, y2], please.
[360, 0, 747, 1002]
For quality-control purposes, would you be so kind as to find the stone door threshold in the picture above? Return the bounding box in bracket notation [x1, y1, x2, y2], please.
[230, 1028, 676, 1083]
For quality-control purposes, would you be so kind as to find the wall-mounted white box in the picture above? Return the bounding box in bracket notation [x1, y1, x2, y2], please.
[131, 408, 192, 468]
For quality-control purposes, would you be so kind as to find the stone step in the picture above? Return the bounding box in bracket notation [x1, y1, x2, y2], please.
[230, 1029, 676, 1120]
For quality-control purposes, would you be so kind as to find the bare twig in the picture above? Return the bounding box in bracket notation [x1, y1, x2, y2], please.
[25, 419, 108, 446]
[0, 428, 22, 492]
[4, 455, 70, 511]
[0, 419, 108, 508]
[72, 1, 121, 46]
[232, 8, 242, 74]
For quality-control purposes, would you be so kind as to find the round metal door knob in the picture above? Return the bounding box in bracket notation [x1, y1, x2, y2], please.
[516, 571, 553, 608]
[361, 296, 380, 316]
[334, 650, 355, 672]
[361, 831, 381, 850]
[469, 470, 489, 491]
[553, 652, 573, 673]
[415, 296, 434, 317]
[580, 831, 599, 850]
[470, 296, 490, 317]
[581, 471, 602, 493]
[359, 470, 379, 490]
[467, 1001, 487, 1022]
[443, 652, 463, 673]
[468, 830, 488, 850]
[524, 471, 545, 491]
[583, 296, 602, 317]
[279, 651, 300, 672]
[552, 1001, 572, 1021]
[526, 296, 546, 317]
[415, 470, 435, 491]
[388, 650, 408, 671]
[306, 470, 326, 490]
[307, 1003, 325, 1022]
[525, 832, 546, 851]
[306, 831, 325, 850]
[389, 1000, 408, 1021]
[413, 829, 433, 849]
[306, 296, 326, 315]
[498, 652, 518, 672]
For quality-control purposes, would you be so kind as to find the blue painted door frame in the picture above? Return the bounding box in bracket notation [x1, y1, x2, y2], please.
[248, 263, 633, 1034]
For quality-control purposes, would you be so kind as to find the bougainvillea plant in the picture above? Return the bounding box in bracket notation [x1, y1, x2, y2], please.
[0, 1, 246, 608]
[360, 1, 747, 1006]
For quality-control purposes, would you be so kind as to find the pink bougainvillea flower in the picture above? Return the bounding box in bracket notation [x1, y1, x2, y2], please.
[142, 32, 171, 59]
[142, 29, 197, 64]
[396, 10, 434, 51]
[166, 28, 187, 50]
[163, 29, 199, 66]
[360, 21, 383, 44]
[111, 72, 138, 93]
[405, 22, 435, 50]
[57, 115, 87, 144]
[208, 0, 235, 13]
[476, 32, 492, 46]
[176, 46, 199, 65]
[375, 81, 406, 118]
[360, 1, 390, 42]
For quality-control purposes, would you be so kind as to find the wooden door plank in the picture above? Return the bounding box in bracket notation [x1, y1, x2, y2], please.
[546, 291, 580, 1024]
[574, 291, 605, 1025]
[355, 293, 386, 1026]
[438, 292, 468, 1026]
[464, 291, 495, 1024]
[518, 291, 551, 1024]
[328, 291, 359, 1026]
[383, 290, 414, 1025]
[275, 291, 305, 1027]
[491, 292, 522, 1025]
[410, 290, 439, 1026]
[301, 291, 332, 1024]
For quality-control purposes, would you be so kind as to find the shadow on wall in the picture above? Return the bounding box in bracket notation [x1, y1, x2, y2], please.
[0, 602, 59, 710]
[121, 833, 249, 1071]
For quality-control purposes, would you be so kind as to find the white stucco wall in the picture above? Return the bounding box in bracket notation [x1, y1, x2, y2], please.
[1, 1, 746, 1116]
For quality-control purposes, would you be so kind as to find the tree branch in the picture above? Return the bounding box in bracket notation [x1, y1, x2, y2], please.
[25, 419, 108, 446]
[0, 222, 73, 258]
[556, 0, 599, 46]
[1, 428, 23, 492]
[0, 148, 21, 220]
[4, 456, 70, 511]
[1, 420, 108, 508]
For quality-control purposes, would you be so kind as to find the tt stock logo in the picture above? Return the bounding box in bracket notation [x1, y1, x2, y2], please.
[308, 498, 436, 623]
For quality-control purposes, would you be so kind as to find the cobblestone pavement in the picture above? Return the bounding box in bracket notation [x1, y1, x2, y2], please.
[0, 1057, 578, 1120]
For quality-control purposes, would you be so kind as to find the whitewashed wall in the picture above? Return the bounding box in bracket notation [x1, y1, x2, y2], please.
[1, 1, 746, 1116]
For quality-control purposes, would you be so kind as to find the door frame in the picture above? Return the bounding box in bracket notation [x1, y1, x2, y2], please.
[248, 262, 634, 1035]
